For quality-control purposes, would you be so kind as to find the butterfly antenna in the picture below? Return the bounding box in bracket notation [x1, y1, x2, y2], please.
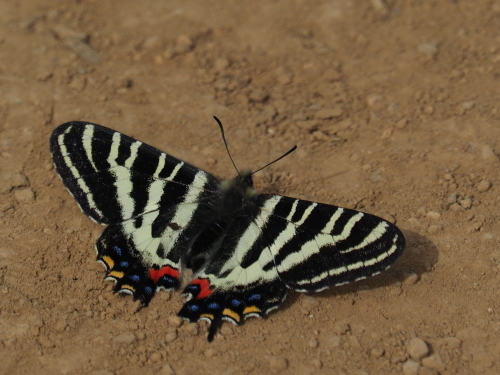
[213, 116, 241, 177]
[252, 145, 297, 175]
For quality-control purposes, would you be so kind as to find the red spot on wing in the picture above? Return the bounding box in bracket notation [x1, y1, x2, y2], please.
[149, 266, 179, 283]
[191, 278, 213, 299]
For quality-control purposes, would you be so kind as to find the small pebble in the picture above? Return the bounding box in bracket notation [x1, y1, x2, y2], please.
[396, 118, 408, 129]
[402, 360, 421, 375]
[38, 335, 55, 348]
[426, 211, 441, 220]
[164, 331, 177, 343]
[371, 0, 389, 15]
[10, 173, 29, 187]
[449, 203, 464, 212]
[248, 88, 269, 103]
[447, 193, 457, 204]
[370, 348, 385, 358]
[406, 337, 429, 361]
[54, 319, 68, 332]
[459, 198, 472, 209]
[301, 296, 319, 309]
[184, 323, 198, 336]
[401, 269, 419, 285]
[160, 363, 174, 375]
[315, 107, 343, 119]
[366, 94, 385, 110]
[142, 35, 162, 49]
[311, 359, 322, 369]
[333, 322, 350, 335]
[419, 368, 438, 375]
[428, 224, 442, 234]
[476, 179, 491, 192]
[14, 188, 35, 202]
[417, 42, 439, 60]
[204, 348, 216, 358]
[112, 332, 136, 344]
[149, 353, 162, 363]
[167, 315, 182, 328]
[214, 58, 229, 71]
[308, 338, 319, 348]
[269, 356, 288, 373]
[462, 101, 475, 110]
[175, 35, 193, 54]
[422, 354, 444, 372]
[326, 335, 341, 348]
[296, 120, 318, 130]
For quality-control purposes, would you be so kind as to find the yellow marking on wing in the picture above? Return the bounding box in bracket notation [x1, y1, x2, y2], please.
[223, 308, 241, 322]
[243, 306, 261, 315]
[102, 255, 114, 269]
[108, 270, 124, 279]
[200, 313, 214, 320]
[121, 284, 136, 292]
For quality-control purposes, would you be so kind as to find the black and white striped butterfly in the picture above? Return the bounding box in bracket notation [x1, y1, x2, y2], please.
[50, 119, 405, 341]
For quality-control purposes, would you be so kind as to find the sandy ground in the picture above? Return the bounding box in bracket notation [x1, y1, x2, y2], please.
[1, 1, 499, 374]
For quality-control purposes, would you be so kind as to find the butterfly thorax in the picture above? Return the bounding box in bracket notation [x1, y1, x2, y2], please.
[218, 169, 257, 217]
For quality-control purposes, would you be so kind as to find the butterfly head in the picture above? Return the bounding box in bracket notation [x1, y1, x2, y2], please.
[220, 168, 256, 199]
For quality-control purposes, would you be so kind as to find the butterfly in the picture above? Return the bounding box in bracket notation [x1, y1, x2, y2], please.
[50, 118, 405, 341]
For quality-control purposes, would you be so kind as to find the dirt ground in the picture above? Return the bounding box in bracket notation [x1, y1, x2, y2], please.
[1, 1, 499, 374]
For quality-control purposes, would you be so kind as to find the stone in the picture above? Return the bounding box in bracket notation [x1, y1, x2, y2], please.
[160, 363, 174, 375]
[426, 211, 441, 220]
[422, 354, 444, 372]
[315, 107, 343, 119]
[402, 360, 420, 375]
[476, 179, 491, 192]
[14, 188, 35, 202]
[440, 336, 461, 350]
[112, 332, 136, 344]
[406, 337, 429, 361]
[269, 356, 288, 373]
[248, 88, 269, 103]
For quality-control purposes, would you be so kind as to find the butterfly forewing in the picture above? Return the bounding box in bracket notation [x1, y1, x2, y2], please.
[51, 121, 405, 341]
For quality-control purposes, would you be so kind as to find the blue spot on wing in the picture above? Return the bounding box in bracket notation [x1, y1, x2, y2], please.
[248, 294, 261, 301]
[208, 302, 220, 310]
[144, 286, 153, 295]
[188, 304, 200, 312]
[231, 299, 242, 307]
[114, 246, 122, 256]
[130, 275, 140, 282]
[120, 261, 129, 268]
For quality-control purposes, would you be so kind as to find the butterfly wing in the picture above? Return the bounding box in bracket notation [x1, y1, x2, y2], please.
[178, 194, 405, 341]
[262, 195, 405, 291]
[51, 122, 221, 304]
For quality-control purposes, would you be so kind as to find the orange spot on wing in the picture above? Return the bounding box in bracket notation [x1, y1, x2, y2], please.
[223, 308, 241, 322]
[108, 270, 124, 279]
[102, 255, 114, 269]
[243, 306, 261, 315]
[149, 265, 179, 283]
[191, 278, 213, 299]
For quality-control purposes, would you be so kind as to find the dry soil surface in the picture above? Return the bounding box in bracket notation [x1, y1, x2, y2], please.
[1, 1, 499, 375]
